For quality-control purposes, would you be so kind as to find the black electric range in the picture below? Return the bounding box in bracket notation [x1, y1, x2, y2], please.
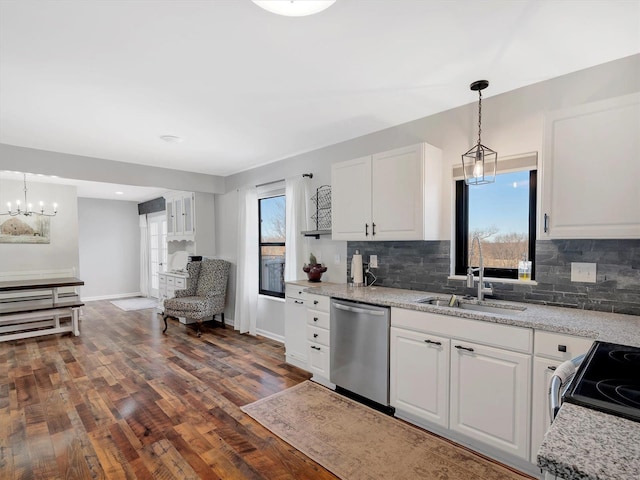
[564, 341, 640, 422]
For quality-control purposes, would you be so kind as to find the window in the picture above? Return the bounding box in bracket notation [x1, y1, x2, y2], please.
[259, 194, 286, 297]
[455, 169, 537, 280]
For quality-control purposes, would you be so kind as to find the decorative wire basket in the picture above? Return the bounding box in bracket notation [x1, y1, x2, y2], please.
[310, 185, 331, 230]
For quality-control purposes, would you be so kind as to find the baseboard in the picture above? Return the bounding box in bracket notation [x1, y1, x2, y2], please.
[256, 328, 284, 343]
[84, 292, 144, 302]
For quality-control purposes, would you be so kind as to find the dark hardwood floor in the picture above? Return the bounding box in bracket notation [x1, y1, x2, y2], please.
[1, 300, 534, 479]
[0, 300, 336, 479]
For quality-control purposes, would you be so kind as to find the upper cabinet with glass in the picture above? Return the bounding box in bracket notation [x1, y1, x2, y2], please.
[163, 191, 216, 256]
[331, 143, 444, 241]
[541, 93, 640, 239]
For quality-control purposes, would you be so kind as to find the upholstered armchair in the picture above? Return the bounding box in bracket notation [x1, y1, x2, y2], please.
[163, 258, 230, 336]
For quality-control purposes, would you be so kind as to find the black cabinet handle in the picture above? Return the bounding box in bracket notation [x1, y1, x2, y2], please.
[311, 345, 321, 351]
[544, 213, 549, 233]
[313, 333, 318, 338]
[454, 345, 474, 352]
[294, 300, 304, 304]
[548, 366, 557, 371]
[558, 345, 567, 352]
[313, 317, 318, 322]
[372, 222, 376, 236]
[424, 339, 442, 346]
[314, 300, 319, 305]
[365, 223, 369, 236]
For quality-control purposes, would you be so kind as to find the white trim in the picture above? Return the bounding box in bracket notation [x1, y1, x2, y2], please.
[256, 328, 284, 343]
[83, 292, 143, 302]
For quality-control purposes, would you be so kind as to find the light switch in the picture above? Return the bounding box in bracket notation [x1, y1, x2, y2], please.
[571, 262, 597, 283]
[334, 254, 341, 264]
[370, 255, 378, 268]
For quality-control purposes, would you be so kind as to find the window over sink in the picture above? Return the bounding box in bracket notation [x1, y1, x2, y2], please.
[454, 154, 537, 280]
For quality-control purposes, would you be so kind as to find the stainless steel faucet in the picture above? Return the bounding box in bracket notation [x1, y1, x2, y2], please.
[467, 235, 492, 301]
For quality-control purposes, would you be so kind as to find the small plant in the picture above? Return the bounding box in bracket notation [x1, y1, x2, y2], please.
[303, 252, 327, 282]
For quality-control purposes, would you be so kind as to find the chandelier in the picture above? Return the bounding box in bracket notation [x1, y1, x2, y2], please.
[3, 174, 58, 217]
[461, 80, 497, 186]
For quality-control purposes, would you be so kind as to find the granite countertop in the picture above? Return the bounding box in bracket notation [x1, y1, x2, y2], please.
[303, 283, 640, 347]
[295, 282, 640, 480]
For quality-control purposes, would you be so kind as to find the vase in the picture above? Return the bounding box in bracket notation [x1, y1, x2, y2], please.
[303, 264, 327, 282]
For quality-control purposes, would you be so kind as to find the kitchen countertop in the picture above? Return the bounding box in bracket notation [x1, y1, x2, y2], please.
[301, 283, 640, 480]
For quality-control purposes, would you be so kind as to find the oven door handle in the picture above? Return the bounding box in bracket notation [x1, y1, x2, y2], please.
[548, 355, 585, 422]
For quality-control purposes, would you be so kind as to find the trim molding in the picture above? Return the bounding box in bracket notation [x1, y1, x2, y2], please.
[84, 292, 143, 302]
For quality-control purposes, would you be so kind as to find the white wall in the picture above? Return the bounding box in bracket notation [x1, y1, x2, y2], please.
[219, 54, 640, 339]
[0, 179, 79, 275]
[78, 198, 140, 300]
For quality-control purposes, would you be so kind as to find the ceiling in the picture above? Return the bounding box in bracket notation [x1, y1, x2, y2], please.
[1, 0, 639, 185]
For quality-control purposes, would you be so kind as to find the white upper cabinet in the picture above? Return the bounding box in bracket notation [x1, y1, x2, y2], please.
[163, 191, 216, 256]
[331, 143, 443, 241]
[541, 93, 640, 239]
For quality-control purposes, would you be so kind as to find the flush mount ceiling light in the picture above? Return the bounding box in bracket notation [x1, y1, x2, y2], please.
[462, 80, 497, 186]
[2, 173, 58, 217]
[160, 135, 183, 144]
[252, 0, 336, 17]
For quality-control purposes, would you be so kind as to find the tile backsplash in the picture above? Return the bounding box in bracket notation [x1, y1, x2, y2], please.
[347, 239, 640, 316]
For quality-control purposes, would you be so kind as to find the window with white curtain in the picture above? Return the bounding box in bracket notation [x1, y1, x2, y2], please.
[258, 182, 286, 297]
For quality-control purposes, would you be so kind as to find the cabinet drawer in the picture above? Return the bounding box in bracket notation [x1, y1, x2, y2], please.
[391, 307, 532, 354]
[285, 284, 307, 299]
[307, 310, 330, 329]
[175, 277, 186, 289]
[534, 331, 594, 361]
[308, 341, 330, 378]
[159, 275, 166, 284]
[166, 276, 175, 286]
[305, 294, 330, 312]
[307, 325, 330, 346]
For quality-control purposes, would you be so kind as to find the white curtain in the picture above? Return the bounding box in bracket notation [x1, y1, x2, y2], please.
[284, 176, 308, 282]
[139, 214, 150, 297]
[234, 187, 258, 335]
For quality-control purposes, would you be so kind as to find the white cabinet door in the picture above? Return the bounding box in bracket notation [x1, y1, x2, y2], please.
[166, 201, 175, 235]
[331, 156, 372, 240]
[285, 294, 308, 369]
[308, 342, 330, 378]
[542, 93, 640, 238]
[371, 144, 424, 240]
[182, 194, 194, 235]
[390, 327, 450, 427]
[450, 341, 531, 460]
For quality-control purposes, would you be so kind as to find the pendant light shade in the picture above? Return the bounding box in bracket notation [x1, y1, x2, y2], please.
[462, 80, 497, 186]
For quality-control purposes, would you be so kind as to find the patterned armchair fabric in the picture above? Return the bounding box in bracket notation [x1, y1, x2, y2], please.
[163, 259, 230, 336]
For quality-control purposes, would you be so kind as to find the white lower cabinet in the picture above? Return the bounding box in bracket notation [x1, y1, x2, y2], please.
[305, 293, 334, 388]
[390, 327, 449, 428]
[390, 307, 533, 463]
[450, 340, 531, 459]
[530, 331, 594, 462]
[284, 284, 308, 370]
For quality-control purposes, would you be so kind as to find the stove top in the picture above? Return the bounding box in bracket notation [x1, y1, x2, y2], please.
[564, 341, 640, 422]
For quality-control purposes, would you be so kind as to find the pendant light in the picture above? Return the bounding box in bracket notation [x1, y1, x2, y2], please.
[462, 80, 497, 186]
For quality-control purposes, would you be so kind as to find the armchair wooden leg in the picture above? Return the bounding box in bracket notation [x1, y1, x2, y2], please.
[163, 315, 169, 334]
[221, 312, 225, 328]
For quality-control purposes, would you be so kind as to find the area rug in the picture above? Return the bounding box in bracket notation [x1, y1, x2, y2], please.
[110, 297, 160, 311]
[242, 381, 530, 480]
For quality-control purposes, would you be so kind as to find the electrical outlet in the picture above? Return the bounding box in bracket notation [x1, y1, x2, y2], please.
[571, 262, 597, 283]
[370, 255, 378, 268]
[334, 254, 341, 264]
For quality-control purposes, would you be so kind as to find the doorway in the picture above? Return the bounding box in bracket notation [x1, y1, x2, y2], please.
[148, 212, 167, 298]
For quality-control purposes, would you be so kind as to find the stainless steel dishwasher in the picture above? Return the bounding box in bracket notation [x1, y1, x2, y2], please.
[330, 299, 391, 406]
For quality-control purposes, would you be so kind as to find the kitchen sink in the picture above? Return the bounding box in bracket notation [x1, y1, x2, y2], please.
[416, 297, 525, 315]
